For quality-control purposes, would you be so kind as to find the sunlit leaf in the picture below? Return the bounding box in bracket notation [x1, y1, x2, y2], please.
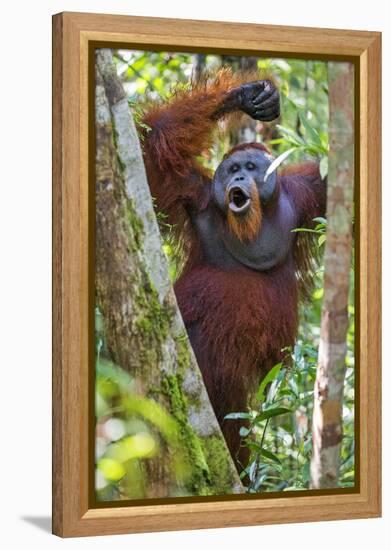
[224, 412, 252, 420]
[98, 458, 126, 481]
[264, 148, 296, 182]
[111, 433, 157, 461]
[276, 124, 305, 146]
[260, 448, 282, 465]
[255, 407, 291, 422]
[257, 363, 283, 401]
[320, 156, 328, 179]
[318, 234, 326, 246]
[298, 110, 322, 146]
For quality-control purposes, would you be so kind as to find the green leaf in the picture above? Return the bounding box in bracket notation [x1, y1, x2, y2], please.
[260, 448, 282, 465]
[96, 358, 133, 388]
[313, 216, 327, 225]
[314, 223, 326, 231]
[276, 124, 305, 146]
[111, 433, 157, 461]
[253, 474, 267, 490]
[278, 388, 296, 397]
[298, 110, 322, 146]
[264, 148, 296, 182]
[257, 363, 283, 401]
[318, 234, 326, 246]
[224, 412, 251, 420]
[98, 458, 126, 481]
[319, 156, 328, 179]
[246, 441, 262, 452]
[255, 407, 292, 422]
[291, 227, 322, 234]
[268, 138, 285, 145]
[289, 376, 299, 397]
[249, 460, 258, 482]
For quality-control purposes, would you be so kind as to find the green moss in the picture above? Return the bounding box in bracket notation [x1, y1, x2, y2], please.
[133, 274, 175, 357]
[126, 196, 144, 251]
[163, 332, 238, 494]
[174, 332, 192, 372]
[111, 125, 127, 174]
[201, 436, 236, 494]
[123, 193, 176, 355]
[162, 374, 212, 495]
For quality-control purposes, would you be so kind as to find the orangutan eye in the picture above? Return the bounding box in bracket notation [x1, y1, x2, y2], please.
[246, 162, 256, 170]
[230, 164, 240, 173]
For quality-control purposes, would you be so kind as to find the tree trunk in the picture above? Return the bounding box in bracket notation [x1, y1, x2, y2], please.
[193, 53, 206, 81]
[95, 49, 243, 498]
[310, 62, 355, 488]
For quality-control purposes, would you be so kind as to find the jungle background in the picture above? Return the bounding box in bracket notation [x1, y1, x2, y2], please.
[95, 49, 355, 501]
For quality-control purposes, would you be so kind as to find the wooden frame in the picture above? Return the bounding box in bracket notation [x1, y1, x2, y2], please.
[52, 11, 382, 537]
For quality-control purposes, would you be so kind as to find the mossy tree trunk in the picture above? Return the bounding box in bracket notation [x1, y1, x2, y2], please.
[95, 49, 243, 498]
[310, 62, 355, 488]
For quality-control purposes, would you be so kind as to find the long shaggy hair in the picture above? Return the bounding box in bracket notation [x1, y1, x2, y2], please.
[175, 261, 298, 457]
[226, 182, 262, 242]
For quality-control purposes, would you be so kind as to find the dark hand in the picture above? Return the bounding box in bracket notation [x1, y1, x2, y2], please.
[238, 80, 280, 122]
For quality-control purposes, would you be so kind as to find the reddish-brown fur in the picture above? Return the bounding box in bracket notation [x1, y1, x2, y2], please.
[139, 69, 326, 466]
[225, 141, 271, 157]
[226, 182, 262, 242]
[175, 262, 298, 461]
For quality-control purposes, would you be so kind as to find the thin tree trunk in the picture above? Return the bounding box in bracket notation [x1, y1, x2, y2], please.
[95, 49, 243, 498]
[193, 53, 206, 81]
[310, 62, 355, 488]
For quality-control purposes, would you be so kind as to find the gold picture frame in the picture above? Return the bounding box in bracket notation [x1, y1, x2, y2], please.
[52, 11, 381, 537]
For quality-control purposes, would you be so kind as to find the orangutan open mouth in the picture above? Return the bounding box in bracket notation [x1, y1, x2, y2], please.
[228, 187, 251, 213]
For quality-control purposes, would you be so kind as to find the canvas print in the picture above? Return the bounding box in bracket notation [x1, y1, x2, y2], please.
[94, 48, 355, 502]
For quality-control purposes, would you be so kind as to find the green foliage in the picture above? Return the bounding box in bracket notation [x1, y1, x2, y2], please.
[153, 200, 185, 282]
[114, 50, 195, 101]
[292, 217, 327, 248]
[95, 319, 191, 500]
[258, 58, 329, 173]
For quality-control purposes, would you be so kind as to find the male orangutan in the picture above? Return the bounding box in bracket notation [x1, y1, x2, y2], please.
[139, 69, 326, 464]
